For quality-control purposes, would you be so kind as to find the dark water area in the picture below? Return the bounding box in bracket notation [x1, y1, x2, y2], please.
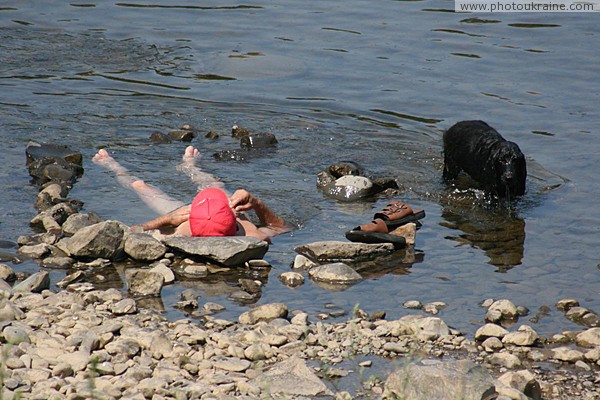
[1, 1, 599, 339]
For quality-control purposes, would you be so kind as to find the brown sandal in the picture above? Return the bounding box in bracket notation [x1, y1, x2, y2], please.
[373, 200, 425, 229]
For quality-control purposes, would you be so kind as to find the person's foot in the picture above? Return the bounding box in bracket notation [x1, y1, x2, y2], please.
[182, 145, 200, 166]
[92, 149, 123, 172]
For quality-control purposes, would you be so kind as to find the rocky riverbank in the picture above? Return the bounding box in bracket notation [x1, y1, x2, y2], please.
[0, 281, 599, 399]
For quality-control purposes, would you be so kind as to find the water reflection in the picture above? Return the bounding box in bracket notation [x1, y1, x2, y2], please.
[440, 202, 525, 271]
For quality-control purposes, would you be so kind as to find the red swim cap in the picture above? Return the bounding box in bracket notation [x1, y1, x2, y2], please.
[189, 188, 237, 237]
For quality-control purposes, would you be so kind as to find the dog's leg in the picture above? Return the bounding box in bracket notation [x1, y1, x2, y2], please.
[443, 155, 460, 181]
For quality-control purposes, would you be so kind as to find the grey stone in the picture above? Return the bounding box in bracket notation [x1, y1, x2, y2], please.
[124, 233, 167, 261]
[279, 271, 304, 287]
[482, 337, 503, 352]
[322, 175, 374, 201]
[111, 298, 137, 315]
[487, 299, 518, 320]
[213, 357, 251, 372]
[12, 271, 50, 293]
[389, 223, 417, 245]
[575, 327, 600, 348]
[488, 352, 522, 369]
[475, 324, 509, 340]
[3, 326, 31, 344]
[239, 303, 288, 324]
[149, 263, 175, 284]
[40, 256, 74, 268]
[252, 355, 332, 397]
[163, 236, 268, 266]
[62, 212, 103, 236]
[56, 271, 86, 288]
[295, 241, 394, 262]
[17, 243, 50, 259]
[308, 263, 362, 284]
[552, 346, 584, 362]
[126, 270, 164, 297]
[0, 264, 15, 282]
[556, 299, 579, 311]
[293, 254, 316, 270]
[383, 359, 496, 400]
[498, 370, 542, 400]
[399, 315, 450, 341]
[403, 300, 423, 309]
[66, 220, 125, 260]
[503, 326, 538, 346]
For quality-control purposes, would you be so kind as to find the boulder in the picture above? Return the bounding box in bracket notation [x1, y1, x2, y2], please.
[383, 359, 496, 400]
[162, 236, 268, 267]
[497, 370, 542, 400]
[17, 243, 50, 259]
[475, 324, 509, 340]
[149, 131, 172, 144]
[295, 241, 394, 262]
[65, 220, 125, 260]
[308, 263, 362, 284]
[502, 326, 538, 346]
[487, 299, 518, 321]
[12, 271, 50, 293]
[251, 355, 332, 397]
[399, 315, 450, 341]
[168, 129, 195, 142]
[279, 272, 304, 287]
[124, 233, 167, 261]
[239, 303, 288, 324]
[0, 264, 15, 282]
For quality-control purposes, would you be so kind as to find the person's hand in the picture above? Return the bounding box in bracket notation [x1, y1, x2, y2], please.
[168, 205, 191, 226]
[229, 189, 257, 213]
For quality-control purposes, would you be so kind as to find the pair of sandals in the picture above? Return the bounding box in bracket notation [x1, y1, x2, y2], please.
[345, 200, 425, 249]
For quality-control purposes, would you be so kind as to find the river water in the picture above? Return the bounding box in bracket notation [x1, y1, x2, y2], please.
[1, 1, 599, 338]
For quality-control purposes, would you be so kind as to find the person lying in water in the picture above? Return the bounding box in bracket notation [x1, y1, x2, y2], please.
[92, 146, 291, 242]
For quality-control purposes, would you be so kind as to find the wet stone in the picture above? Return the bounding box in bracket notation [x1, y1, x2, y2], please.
[556, 299, 579, 311]
[279, 271, 305, 287]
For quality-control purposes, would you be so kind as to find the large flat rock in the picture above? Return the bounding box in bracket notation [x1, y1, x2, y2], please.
[162, 236, 268, 267]
[295, 240, 394, 262]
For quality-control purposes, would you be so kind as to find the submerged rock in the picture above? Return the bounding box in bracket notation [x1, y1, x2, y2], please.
[126, 270, 164, 297]
[308, 263, 362, 284]
[240, 132, 278, 149]
[149, 131, 172, 144]
[322, 175, 374, 201]
[25, 141, 83, 185]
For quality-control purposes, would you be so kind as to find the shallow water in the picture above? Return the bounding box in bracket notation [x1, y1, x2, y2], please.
[1, 1, 599, 338]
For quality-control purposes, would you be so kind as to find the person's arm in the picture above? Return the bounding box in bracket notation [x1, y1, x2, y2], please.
[229, 190, 292, 237]
[133, 204, 191, 231]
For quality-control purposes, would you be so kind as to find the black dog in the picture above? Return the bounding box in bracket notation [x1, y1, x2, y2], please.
[443, 120, 527, 198]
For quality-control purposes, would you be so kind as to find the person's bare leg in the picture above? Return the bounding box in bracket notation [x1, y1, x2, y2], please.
[93, 149, 184, 214]
[177, 145, 226, 192]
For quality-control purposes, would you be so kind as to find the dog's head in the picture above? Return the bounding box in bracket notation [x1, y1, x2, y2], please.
[494, 141, 527, 197]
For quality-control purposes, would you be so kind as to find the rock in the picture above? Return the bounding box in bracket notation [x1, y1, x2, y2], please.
[497, 370, 541, 400]
[0, 264, 16, 282]
[149, 263, 175, 284]
[295, 241, 394, 262]
[213, 357, 251, 372]
[252, 355, 332, 397]
[322, 175, 374, 201]
[62, 212, 103, 236]
[40, 256, 74, 268]
[17, 243, 50, 259]
[111, 299, 137, 315]
[575, 328, 600, 347]
[482, 337, 503, 352]
[383, 359, 496, 400]
[552, 347, 584, 362]
[487, 299, 518, 321]
[173, 262, 208, 279]
[162, 236, 268, 267]
[231, 124, 250, 138]
[56, 271, 86, 288]
[389, 223, 417, 245]
[279, 271, 304, 287]
[3, 326, 31, 344]
[150, 131, 172, 144]
[239, 279, 262, 294]
[25, 141, 83, 185]
[205, 131, 220, 139]
[124, 233, 167, 261]
[556, 299, 579, 311]
[244, 343, 272, 361]
[126, 270, 164, 297]
[293, 254, 316, 270]
[168, 129, 195, 142]
[488, 353, 522, 369]
[475, 324, 509, 340]
[239, 303, 288, 324]
[66, 220, 125, 260]
[584, 347, 600, 362]
[212, 149, 247, 161]
[503, 326, 538, 346]
[0, 300, 23, 322]
[12, 271, 50, 293]
[35, 183, 67, 211]
[400, 315, 450, 341]
[308, 263, 362, 284]
[327, 161, 364, 178]
[240, 132, 278, 149]
[423, 302, 447, 315]
[245, 259, 271, 269]
[403, 300, 423, 309]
